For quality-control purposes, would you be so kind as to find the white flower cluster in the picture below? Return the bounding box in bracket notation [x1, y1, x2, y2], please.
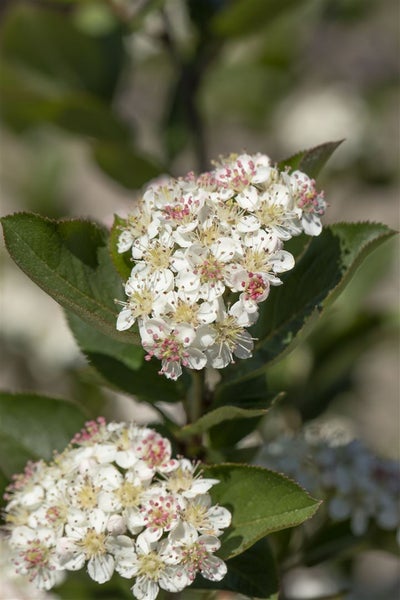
[116, 153, 326, 379]
[257, 433, 400, 538]
[4, 418, 231, 600]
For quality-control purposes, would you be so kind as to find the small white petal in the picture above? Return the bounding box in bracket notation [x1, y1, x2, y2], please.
[87, 554, 115, 583]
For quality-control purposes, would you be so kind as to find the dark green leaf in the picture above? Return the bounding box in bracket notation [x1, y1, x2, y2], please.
[236, 222, 395, 382]
[278, 140, 343, 178]
[0, 61, 129, 141]
[0, 4, 125, 100]
[212, 0, 304, 38]
[204, 464, 320, 559]
[86, 353, 184, 404]
[92, 142, 162, 189]
[0, 393, 86, 478]
[1, 213, 139, 344]
[177, 404, 273, 438]
[192, 537, 279, 597]
[67, 311, 143, 371]
[109, 215, 133, 280]
[53, 94, 129, 141]
[210, 376, 281, 450]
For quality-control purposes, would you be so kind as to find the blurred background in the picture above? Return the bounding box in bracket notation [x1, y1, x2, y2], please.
[0, 0, 399, 598]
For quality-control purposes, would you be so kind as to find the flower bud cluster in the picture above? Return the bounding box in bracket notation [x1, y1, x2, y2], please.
[257, 432, 400, 538]
[116, 153, 326, 379]
[4, 418, 231, 600]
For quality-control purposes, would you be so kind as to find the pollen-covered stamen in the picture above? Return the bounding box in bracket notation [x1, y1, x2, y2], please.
[4, 461, 43, 497]
[195, 257, 224, 286]
[135, 433, 173, 469]
[255, 202, 286, 227]
[215, 200, 244, 228]
[214, 316, 246, 351]
[125, 209, 153, 238]
[296, 178, 325, 215]
[116, 481, 143, 508]
[71, 417, 107, 446]
[179, 541, 209, 581]
[145, 332, 190, 367]
[242, 273, 268, 302]
[138, 552, 164, 581]
[145, 245, 172, 271]
[184, 502, 208, 531]
[217, 157, 257, 191]
[242, 249, 273, 274]
[74, 479, 100, 510]
[141, 495, 180, 532]
[165, 463, 200, 494]
[16, 539, 52, 575]
[164, 203, 191, 221]
[77, 528, 107, 558]
[115, 288, 154, 319]
[169, 299, 199, 326]
[45, 504, 68, 527]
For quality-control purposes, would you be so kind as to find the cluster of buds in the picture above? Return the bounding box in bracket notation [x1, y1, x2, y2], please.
[3, 419, 231, 599]
[257, 432, 400, 538]
[116, 153, 326, 379]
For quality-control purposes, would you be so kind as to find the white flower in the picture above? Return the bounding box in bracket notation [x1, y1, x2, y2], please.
[167, 522, 227, 583]
[57, 509, 123, 583]
[164, 459, 220, 499]
[115, 533, 187, 600]
[182, 494, 232, 537]
[114, 152, 327, 379]
[139, 319, 207, 380]
[205, 312, 254, 369]
[9, 526, 60, 590]
[4, 420, 232, 597]
[287, 170, 326, 236]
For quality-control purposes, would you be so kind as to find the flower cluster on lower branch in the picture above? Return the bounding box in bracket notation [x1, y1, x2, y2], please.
[115, 152, 326, 379]
[257, 430, 400, 539]
[3, 419, 231, 600]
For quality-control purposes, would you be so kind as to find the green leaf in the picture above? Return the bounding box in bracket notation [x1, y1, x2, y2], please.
[52, 94, 129, 141]
[212, 0, 304, 38]
[0, 4, 125, 100]
[209, 376, 281, 450]
[204, 464, 320, 559]
[0, 393, 86, 478]
[1, 213, 139, 344]
[178, 404, 273, 438]
[86, 353, 184, 404]
[110, 215, 133, 280]
[92, 142, 162, 190]
[67, 311, 143, 371]
[192, 537, 279, 597]
[237, 222, 395, 382]
[278, 140, 343, 178]
[0, 61, 129, 141]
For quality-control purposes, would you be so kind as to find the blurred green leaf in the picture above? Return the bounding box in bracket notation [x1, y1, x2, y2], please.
[0, 393, 86, 479]
[212, 0, 305, 37]
[53, 94, 129, 141]
[92, 142, 162, 189]
[204, 463, 320, 559]
[192, 537, 279, 597]
[85, 352, 184, 404]
[177, 403, 274, 438]
[229, 222, 395, 383]
[210, 375, 280, 450]
[278, 140, 344, 178]
[0, 4, 125, 100]
[109, 215, 133, 280]
[0, 62, 129, 141]
[1, 213, 139, 344]
[67, 311, 143, 371]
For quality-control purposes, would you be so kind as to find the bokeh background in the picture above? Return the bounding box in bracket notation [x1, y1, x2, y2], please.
[0, 1, 399, 598]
